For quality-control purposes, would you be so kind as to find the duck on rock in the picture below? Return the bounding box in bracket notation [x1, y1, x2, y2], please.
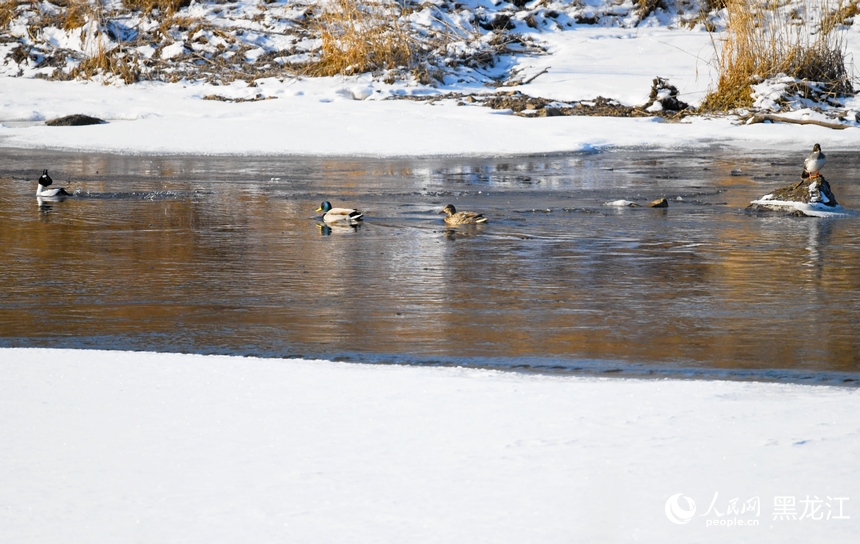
[802, 143, 826, 179]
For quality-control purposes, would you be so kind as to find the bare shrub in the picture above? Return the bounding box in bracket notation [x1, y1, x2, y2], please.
[702, 0, 853, 111]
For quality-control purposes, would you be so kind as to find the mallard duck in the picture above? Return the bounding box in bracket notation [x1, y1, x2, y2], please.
[802, 143, 826, 179]
[35, 170, 70, 198]
[439, 204, 487, 225]
[316, 201, 363, 224]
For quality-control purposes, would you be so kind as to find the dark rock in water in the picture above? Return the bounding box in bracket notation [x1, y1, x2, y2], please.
[46, 114, 105, 126]
[647, 198, 669, 208]
[747, 175, 842, 216]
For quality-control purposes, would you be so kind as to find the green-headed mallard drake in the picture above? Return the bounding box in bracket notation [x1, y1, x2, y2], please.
[439, 204, 487, 225]
[802, 143, 826, 179]
[316, 201, 363, 224]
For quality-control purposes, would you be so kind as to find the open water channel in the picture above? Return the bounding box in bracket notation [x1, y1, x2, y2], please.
[1, 147, 859, 383]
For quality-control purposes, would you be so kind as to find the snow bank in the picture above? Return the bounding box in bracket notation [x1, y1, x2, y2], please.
[1, 348, 857, 543]
[2, 20, 860, 156]
[2, 74, 860, 157]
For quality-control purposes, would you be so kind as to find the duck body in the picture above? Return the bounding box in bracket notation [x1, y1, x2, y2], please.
[316, 201, 363, 224]
[439, 204, 487, 225]
[802, 143, 826, 179]
[36, 170, 70, 198]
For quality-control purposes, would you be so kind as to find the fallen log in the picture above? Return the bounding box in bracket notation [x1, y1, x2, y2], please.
[747, 113, 849, 130]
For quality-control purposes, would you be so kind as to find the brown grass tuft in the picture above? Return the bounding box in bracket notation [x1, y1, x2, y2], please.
[70, 41, 140, 84]
[821, 0, 860, 33]
[702, 0, 853, 112]
[0, 0, 16, 29]
[305, 0, 414, 77]
[62, 0, 94, 30]
[123, 0, 191, 16]
[636, 0, 665, 21]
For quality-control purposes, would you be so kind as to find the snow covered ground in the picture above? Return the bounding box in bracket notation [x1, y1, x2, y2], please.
[1, 348, 858, 543]
[1, 3, 860, 156]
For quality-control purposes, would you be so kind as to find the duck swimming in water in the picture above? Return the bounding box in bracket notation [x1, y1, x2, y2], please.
[35, 170, 70, 198]
[316, 201, 363, 224]
[802, 143, 826, 179]
[439, 204, 488, 225]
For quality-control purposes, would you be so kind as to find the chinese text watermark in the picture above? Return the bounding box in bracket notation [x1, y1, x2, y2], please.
[665, 492, 850, 528]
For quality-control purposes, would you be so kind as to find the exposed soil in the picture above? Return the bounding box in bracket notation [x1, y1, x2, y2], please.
[391, 90, 693, 120]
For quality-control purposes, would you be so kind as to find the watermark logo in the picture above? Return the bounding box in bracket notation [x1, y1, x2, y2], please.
[665, 493, 697, 524]
[665, 492, 849, 528]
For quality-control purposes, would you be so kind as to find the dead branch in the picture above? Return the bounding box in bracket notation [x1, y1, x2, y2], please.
[748, 113, 849, 130]
[498, 66, 549, 88]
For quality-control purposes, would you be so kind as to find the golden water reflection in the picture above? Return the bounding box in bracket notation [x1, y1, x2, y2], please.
[1, 150, 859, 377]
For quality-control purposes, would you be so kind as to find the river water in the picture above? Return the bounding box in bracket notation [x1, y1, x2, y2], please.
[1, 148, 859, 383]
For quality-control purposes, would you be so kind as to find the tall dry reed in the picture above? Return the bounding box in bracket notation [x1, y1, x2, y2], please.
[306, 0, 414, 77]
[701, 0, 853, 111]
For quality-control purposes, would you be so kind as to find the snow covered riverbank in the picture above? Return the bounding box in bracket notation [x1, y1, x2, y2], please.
[2, 67, 860, 157]
[1, 348, 858, 543]
[2, 4, 860, 156]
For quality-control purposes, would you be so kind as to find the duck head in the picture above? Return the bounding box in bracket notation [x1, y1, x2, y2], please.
[38, 170, 53, 187]
[316, 201, 332, 213]
[439, 204, 457, 216]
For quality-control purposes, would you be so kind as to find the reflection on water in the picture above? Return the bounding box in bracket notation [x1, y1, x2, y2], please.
[1, 148, 859, 382]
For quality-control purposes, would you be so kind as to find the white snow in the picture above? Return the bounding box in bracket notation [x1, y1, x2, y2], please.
[2, 73, 859, 156]
[158, 42, 187, 60]
[748, 196, 851, 217]
[1, 348, 858, 543]
[0, 17, 859, 156]
[604, 199, 638, 207]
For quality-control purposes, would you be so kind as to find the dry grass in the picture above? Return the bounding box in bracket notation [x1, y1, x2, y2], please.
[636, 0, 665, 21]
[305, 0, 414, 77]
[62, 0, 95, 30]
[0, 0, 16, 30]
[821, 0, 860, 33]
[702, 0, 853, 111]
[123, 0, 191, 15]
[71, 45, 140, 84]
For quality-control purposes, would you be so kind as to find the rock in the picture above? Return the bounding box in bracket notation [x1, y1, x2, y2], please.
[45, 114, 105, 126]
[647, 198, 669, 208]
[642, 77, 688, 113]
[747, 175, 844, 216]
